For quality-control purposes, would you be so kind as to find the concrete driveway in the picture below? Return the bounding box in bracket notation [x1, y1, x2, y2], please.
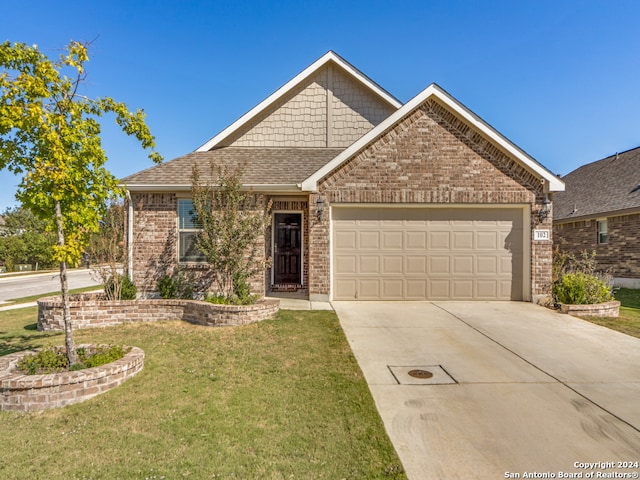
[333, 301, 640, 480]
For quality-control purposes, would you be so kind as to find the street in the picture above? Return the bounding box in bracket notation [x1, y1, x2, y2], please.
[0, 269, 101, 302]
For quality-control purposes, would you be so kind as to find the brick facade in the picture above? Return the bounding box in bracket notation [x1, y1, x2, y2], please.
[129, 192, 268, 297]
[554, 212, 640, 279]
[309, 99, 552, 300]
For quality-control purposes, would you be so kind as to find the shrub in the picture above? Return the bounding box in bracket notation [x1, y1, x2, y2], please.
[205, 292, 258, 305]
[17, 345, 131, 375]
[553, 272, 614, 305]
[77, 345, 131, 368]
[157, 270, 194, 299]
[104, 274, 137, 300]
[17, 346, 68, 374]
[158, 274, 177, 299]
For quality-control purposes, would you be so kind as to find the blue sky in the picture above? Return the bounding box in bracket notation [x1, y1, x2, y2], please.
[1, 0, 639, 212]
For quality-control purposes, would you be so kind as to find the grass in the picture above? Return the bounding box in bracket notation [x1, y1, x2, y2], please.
[580, 288, 640, 339]
[0, 307, 406, 479]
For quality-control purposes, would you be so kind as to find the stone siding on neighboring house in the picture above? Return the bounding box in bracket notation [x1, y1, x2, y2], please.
[554, 212, 640, 279]
[308, 100, 552, 299]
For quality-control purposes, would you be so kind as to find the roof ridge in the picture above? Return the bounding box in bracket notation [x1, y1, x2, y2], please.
[195, 51, 402, 152]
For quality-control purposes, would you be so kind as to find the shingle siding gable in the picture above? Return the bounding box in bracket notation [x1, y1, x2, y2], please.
[223, 64, 396, 148]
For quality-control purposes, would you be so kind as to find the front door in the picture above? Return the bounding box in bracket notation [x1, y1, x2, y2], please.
[273, 213, 302, 284]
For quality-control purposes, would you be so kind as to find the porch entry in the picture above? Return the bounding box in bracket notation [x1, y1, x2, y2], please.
[273, 213, 302, 285]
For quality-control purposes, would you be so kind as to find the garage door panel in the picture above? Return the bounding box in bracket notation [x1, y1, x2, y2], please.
[476, 231, 498, 249]
[477, 256, 498, 274]
[359, 255, 380, 274]
[453, 256, 474, 274]
[406, 279, 427, 298]
[500, 256, 513, 274]
[429, 280, 451, 298]
[334, 255, 357, 274]
[429, 231, 450, 249]
[382, 231, 403, 250]
[334, 279, 357, 299]
[406, 256, 426, 274]
[382, 279, 403, 299]
[333, 207, 525, 300]
[406, 231, 427, 249]
[428, 255, 450, 274]
[452, 280, 474, 298]
[382, 256, 403, 274]
[476, 280, 498, 298]
[335, 231, 357, 249]
[359, 279, 381, 299]
[359, 231, 380, 249]
[453, 231, 473, 249]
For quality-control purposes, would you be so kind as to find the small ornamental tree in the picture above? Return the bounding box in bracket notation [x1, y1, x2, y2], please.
[191, 163, 272, 302]
[0, 41, 162, 366]
[87, 198, 132, 300]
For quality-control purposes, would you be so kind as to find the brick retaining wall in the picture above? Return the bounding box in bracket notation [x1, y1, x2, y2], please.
[0, 346, 144, 412]
[38, 294, 280, 331]
[560, 300, 621, 317]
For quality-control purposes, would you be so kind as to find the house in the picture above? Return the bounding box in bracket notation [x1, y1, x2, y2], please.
[553, 147, 640, 288]
[121, 51, 564, 302]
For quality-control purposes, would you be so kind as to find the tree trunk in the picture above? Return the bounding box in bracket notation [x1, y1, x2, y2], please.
[55, 200, 78, 366]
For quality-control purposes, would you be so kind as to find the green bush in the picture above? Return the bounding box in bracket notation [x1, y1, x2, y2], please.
[17, 345, 131, 375]
[104, 274, 137, 300]
[553, 272, 614, 305]
[157, 270, 194, 299]
[158, 274, 177, 299]
[205, 292, 258, 305]
[17, 346, 68, 374]
[78, 345, 131, 368]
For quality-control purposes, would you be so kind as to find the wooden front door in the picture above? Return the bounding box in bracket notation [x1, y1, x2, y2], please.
[273, 213, 302, 284]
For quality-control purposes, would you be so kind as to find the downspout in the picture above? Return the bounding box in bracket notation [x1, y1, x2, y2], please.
[126, 189, 133, 282]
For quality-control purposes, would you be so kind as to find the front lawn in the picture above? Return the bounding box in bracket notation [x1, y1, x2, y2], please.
[581, 288, 640, 339]
[0, 307, 406, 479]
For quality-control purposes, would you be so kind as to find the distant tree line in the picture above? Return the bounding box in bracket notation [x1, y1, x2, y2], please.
[0, 205, 56, 271]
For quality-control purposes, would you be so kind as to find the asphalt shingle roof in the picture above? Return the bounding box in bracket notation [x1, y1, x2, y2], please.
[553, 146, 640, 221]
[120, 147, 345, 188]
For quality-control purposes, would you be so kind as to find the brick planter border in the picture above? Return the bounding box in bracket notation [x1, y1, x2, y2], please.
[0, 346, 144, 412]
[37, 294, 280, 332]
[560, 300, 621, 317]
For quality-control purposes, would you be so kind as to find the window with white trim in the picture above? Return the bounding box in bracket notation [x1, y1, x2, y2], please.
[178, 199, 206, 262]
[597, 219, 608, 245]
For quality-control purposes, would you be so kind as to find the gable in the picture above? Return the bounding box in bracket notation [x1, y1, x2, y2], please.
[216, 63, 396, 148]
[320, 99, 541, 204]
[303, 84, 564, 193]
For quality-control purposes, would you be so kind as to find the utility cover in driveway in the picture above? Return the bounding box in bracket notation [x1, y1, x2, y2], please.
[332, 206, 525, 300]
[388, 365, 457, 385]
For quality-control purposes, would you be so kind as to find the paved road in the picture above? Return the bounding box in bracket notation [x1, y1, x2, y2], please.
[0, 269, 101, 302]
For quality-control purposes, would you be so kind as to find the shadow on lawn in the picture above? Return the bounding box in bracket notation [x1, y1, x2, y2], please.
[0, 330, 62, 357]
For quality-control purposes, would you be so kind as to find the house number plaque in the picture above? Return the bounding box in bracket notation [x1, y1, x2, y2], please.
[534, 229, 550, 241]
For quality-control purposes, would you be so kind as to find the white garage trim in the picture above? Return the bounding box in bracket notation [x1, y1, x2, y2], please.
[330, 204, 531, 301]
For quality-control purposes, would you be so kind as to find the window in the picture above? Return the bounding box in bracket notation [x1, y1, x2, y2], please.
[597, 219, 608, 244]
[178, 199, 206, 262]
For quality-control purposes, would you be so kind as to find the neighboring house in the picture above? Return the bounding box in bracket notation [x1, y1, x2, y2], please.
[553, 147, 640, 288]
[121, 51, 564, 302]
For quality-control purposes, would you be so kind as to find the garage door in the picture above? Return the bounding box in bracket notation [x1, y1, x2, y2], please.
[332, 207, 525, 300]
